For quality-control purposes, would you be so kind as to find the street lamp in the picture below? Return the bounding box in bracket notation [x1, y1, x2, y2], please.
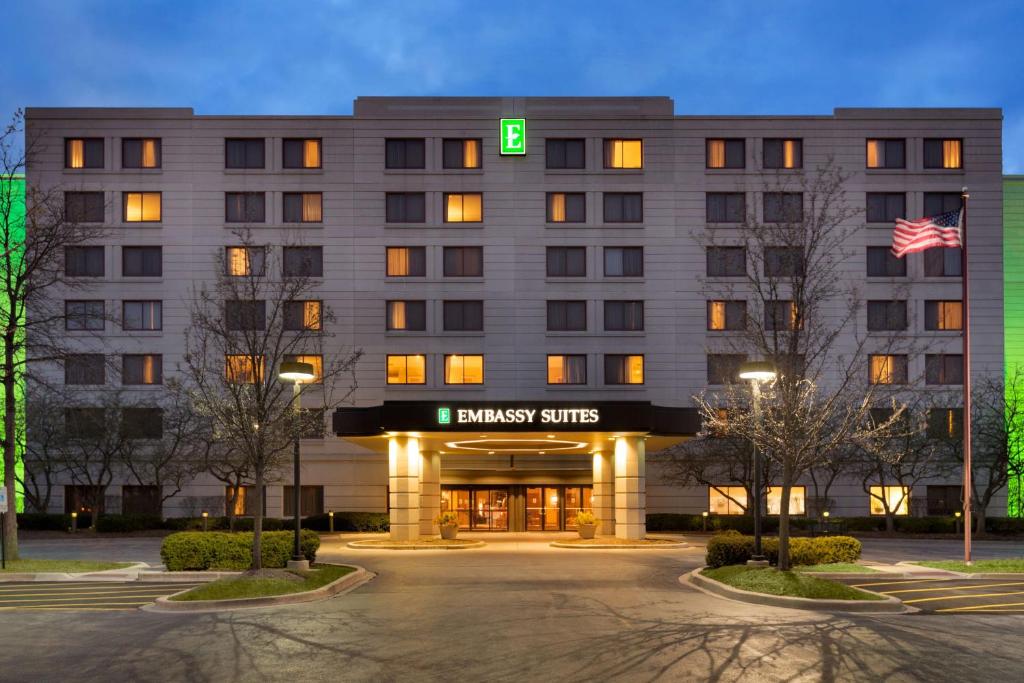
[279, 360, 316, 570]
[738, 360, 777, 565]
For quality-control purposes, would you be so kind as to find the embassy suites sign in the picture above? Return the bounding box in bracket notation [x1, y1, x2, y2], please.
[438, 406, 599, 426]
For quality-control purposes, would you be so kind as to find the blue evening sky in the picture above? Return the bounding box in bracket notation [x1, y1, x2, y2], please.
[2, 0, 1022, 171]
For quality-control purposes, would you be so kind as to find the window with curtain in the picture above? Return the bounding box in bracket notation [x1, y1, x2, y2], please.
[547, 300, 587, 331]
[766, 487, 806, 515]
[707, 354, 745, 385]
[869, 486, 910, 515]
[224, 138, 265, 169]
[545, 138, 585, 169]
[225, 355, 265, 384]
[283, 192, 323, 222]
[225, 192, 266, 223]
[386, 246, 426, 276]
[65, 354, 105, 385]
[706, 247, 746, 277]
[763, 192, 803, 223]
[604, 246, 643, 276]
[225, 247, 266, 276]
[866, 192, 906, 223]
[385, 138, 426, 169]
[706, 139, 745, 168]
[283, 486, 325, 516]
[65, 300, 105, 331]
[764, 300, 800, 331]
[121, 407, 164, 440]
[225, 300, 267, 331]
[547, 355, 587, 384]
[603, 139, 643, 169]
[924, 138, 963, 169]
[763, 247, 804, 277]
[65, 192, 105, 223]
[385, 192, 426, 223]
[387, 300, 426, 331]
[866, 247, 907, 277]
[444, 193, 483, 222]
[604, 354, 643, 385]
[122, 138, 161, 169]
[925, 354, 964, 385]
[709, 486, 747, 514]
[707, 301, 746, 331]
[443, 300, 483, 331]
[603, 301, 644, 331]
[925, 300, 964, 331]
[866, 300, 908, 331]
[124, 192, 162, 222]
[284, 300, 322, 331]
[122, 300, 162, 331]
[283, 247, 323, 277]
[866, 139, 905, 169]
[387, 355, 426, 384]
[443, 139, 482, 169]
[122, 354, 162, 385]
[763, 138, 802, 169]
[65, 409, 106, 441]
[122, 246, 162, 277]
[924, 247, 962, 276]
[869, 354, 908, 385]
[546, 247, 586, 277]
[706, 193, 745, 223]
[65, 246, 105, 277]
[443, 246, 483, 276]
[225, 485, 266, 517]
[444, 355, 484, 384]
[283, 138, 321, 169]
[603, 192, 643, 223]
[927, 408, 963, 439]
[923, 192, 962, 216]
[65, 138, 104, 169]
[547, 192, 585, 222]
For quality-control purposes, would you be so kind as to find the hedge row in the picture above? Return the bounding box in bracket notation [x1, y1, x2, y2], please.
[16, 511, 390, 533]
[160, 530, 320, 571]
[705, 531, 862, 568]
[647, 513, 1024, 535]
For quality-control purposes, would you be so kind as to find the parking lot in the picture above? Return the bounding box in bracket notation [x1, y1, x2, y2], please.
[0, 582, 198, 611]
[842, 577, 1024, 614]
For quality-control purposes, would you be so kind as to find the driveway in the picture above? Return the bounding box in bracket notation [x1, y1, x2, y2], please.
[1, 533, 1023, 681]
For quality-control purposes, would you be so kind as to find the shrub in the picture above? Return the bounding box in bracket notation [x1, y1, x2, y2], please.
[302, 511, 390, 532]
[435, 511, 459, 527]
[161, 530, 320, 571]
[17, 512, 72, 531]
[96, 513, 164, 533]
[811, 536, 862, 564]
[895, 516, 956, 534]
[987, 518, 1024, 535]
[575, 510, 598, 526]
[705, 533, 861, 568]
[842, 516, 885, 532]
[705, 533, 755, 568]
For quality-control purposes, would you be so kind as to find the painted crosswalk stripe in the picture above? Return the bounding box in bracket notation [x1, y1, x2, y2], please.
[936, 601, 1024, 613]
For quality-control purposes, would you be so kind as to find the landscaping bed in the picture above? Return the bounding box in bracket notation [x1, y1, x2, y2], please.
[161, 530, 320, 570]
[170, 564, 353, 601]
[701, 565, 884, 601]
[796, 563, 880, 573]
[912, 559, 1024, 573]
[0, 559, 133, 573]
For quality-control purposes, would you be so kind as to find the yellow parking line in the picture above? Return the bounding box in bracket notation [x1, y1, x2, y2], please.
[0, 602, 154, 610]
[850, 578, 948, 588]
[937, 601, 1024, 613]
[880, 581, 1024, 595]
[904, 590, 1024, 604]
[0, 587, 191, 598]
[0, 583, 126, 590]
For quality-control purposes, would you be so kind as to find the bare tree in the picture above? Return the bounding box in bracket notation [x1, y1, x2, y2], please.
[180, 230, 361, 568]
[17, 384, 67, 513]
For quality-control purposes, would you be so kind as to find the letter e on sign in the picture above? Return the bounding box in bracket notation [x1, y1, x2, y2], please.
[438, 407, 451, 425]
[500, 118, 526, 155]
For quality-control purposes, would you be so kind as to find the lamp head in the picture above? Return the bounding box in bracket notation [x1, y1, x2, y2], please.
[822, 510, 830, 518]
[201, 511, 208, 518]
[702, 511, 709, 518]
[279, 361, 316, 382]
[955, 511, 962, 518]
[739, 360, 777, 382]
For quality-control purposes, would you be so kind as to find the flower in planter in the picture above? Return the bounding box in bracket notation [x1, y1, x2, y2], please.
[434, 511, 459, 527]
[575, 511, 598, 526]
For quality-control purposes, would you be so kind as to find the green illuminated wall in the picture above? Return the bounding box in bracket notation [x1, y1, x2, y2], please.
[1006, 176, 1024, 516]
[0, 175, 24, 512]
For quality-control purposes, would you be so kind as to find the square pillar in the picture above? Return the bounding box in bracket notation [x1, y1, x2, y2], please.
[614, 436, 646, 540]
[419, 450, 441, 536]
[388, 436, 421, 541]
[592, 451, 615, 536]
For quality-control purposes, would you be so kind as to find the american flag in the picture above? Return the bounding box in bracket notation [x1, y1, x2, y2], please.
[891, 208, 963, 258]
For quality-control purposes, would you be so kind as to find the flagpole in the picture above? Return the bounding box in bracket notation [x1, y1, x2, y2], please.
[961, 187, 972, 565]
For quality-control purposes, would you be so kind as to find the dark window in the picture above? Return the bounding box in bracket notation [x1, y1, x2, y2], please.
[122, 301, 162, 331]
[866, 300, 908, 331]
[867, 247, 907, 277]
[65, 300, 104, 331]
[546, 138, 585, 169]
[764, 300, 798, 331]
[443, 246, 483, 277]
[926, 354, 964, 385]
[764, 247, 804, 277]
[283, 192, 323, 223]
[385, 138, 425, 169]
[923, 192, 962, 217]
[298, 409, 326, 439]
[604, 247, 643, 277]
[442, 139, 482, 169]
[706, 139, 745, 169]
[547, 192, 586, 222]
[65, 246, 105, 277]
[546, 247, 586, 277]
[122, 485, 161, 515]
[283, 138, 322, 169]
[708, 354, 746, 384]
[122, 354, 162, 385]
[604, 355, 644, 385]
[226, 300, 267, 330]
[225, 138, 265, 169]
[122, 408, 163, 440]
[925, 300, 964, 331]
[121, 138, 161, 169]
[225, 192, 266, 223]
[866, 139, 905, 169]
[706, 247, 746, 277]
[763, 192, 803, 222]
[707, 301, 746, 331]
[283, 485, 325, 517]
[386, 246, 426, 276]
[283, 301, 322, 331]
[763, 138, 802, 169]
[443, 300, 484, 331]
[65, 138, 104, 169]
[122, 246, 162, 277]
[866, 193, 906, 223]
[927, 485, 963, 515]
[283, 247, 323, 277]
[65, 354, 105, 385]
[547, 301, 587, 331]
[65, 408, 105, 440]
[927, 408, 963, 438]
[706, 193, 745, 223]
[385, 192, 426, 223]
[924, 139, 963, 169]
[65, 192, 105, 223]
[386, 301, 426, 331]
[604, 301, 644, 331]
[64, 484, 105, 514]
[924, 247, 962, 276]
[603, 193, 643, 223]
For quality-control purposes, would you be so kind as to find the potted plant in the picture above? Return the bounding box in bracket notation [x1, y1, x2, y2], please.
[575, 511, 598, 539]
[435, 511, 460, 540]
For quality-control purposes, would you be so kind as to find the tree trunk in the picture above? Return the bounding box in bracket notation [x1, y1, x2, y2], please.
[251, 473, 263, 570]
[885, 512, 895, 533]
[777, 464, 794, 571]
[3, 340, 19, 560]
[973, 505, 986, 537]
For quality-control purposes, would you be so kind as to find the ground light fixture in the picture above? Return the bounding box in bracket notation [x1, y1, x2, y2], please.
[278, 360, 316, 570]
[738, 360, 777, 565]
[70, 511, 78, 534]
[328, 510, 334, 533]
[702, 510, 709, 532]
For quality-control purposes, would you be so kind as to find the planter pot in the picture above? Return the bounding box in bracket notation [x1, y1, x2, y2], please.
[578, 523, 597, 539]
[440, 525, 459, 540]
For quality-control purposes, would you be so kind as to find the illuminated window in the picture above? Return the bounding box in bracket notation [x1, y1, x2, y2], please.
[869, 354, 908, 385]
[122, 354, 162, 385]
[225, 485, 264, 517]
[284, 300, 322, 331]
[123, 192, 161, 222]
[283, 193, 322, 223]
[443, 139, 482, 169]
[924, 138, 962, 169]
[284, 354, 323, 383]
[387, 355, 426, 384]
[122, 301, 162, 331]
[707, 301, 745, 331]
[709, 486, 747, 515]
[122, 138, 161, 169]
[766, 486, 806, 515]
[866, 139, 905, 169]
[445, 354, 484, 384]
[869, 486, 909, 516]
[547, 355, 586, 385]
[225, 247, 266, 276]
[386, 246, 426, 276]
[546, 192, 585, 222]
[763, 139, 802, 169]
[706, 139, 744, 169]
[225, 355, 265, 384]
[604, 354, 643, 385]
[65, 138, 103, 169]
[925, 300, 963, 331]
[283, 138, 322, 169]
[604, 139, 643, 169]
[386, 300, 426, 331]
[444, 193, 483, 222]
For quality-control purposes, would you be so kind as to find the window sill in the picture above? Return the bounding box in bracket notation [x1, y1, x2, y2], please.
[384, 331, 430, 336]
[439, 168, 484, 174]
[280, 168, 324, 174]
[921, 168, 965, 173]
[223, 169, 269, 174]
[440, 384, 486, 389]
[118, 223, 163, 228]
[544, 168, 589, 174]
[544, 384, 590, 389]
[120, 168, 164, 174]
[704, 168, 748, 173]
[438, 331, 486, 337]
[600, 384, 647, 390]
[545, 331, 591, 336]
[600, 330, 646, 336]
[603, 276, 645, 282]
[545, 222, 589, 227]
[864, 168, 909, 173]
[382, 169, 430, 174]
[385, 223, 483, 229]
[599, 168, 645, 174]
[601, 223, 645, 228]
[543, 276, 588, 282]
[119, 277, 164, 283]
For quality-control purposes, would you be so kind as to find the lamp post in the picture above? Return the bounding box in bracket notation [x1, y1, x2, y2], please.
[201, 511, 209, 532]
[279, 360, 316, 571]
[702, 510, 709, 533]
[738, 360, 777, 565]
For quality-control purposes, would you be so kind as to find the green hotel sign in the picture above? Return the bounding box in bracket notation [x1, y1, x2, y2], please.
[500, 118, 526, 155]
[437, 407, 451, 425]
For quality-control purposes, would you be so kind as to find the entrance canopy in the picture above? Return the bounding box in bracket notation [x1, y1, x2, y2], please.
[332, 400, 700, 455]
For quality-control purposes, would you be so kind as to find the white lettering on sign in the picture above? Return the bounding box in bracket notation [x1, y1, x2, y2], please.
[452, 408, 599, 425]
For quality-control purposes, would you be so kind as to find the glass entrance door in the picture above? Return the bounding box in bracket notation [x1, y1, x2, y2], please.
[442, 487, 509, 531]
[564, 486, 594, 529]
[526, 486, 587, 530]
